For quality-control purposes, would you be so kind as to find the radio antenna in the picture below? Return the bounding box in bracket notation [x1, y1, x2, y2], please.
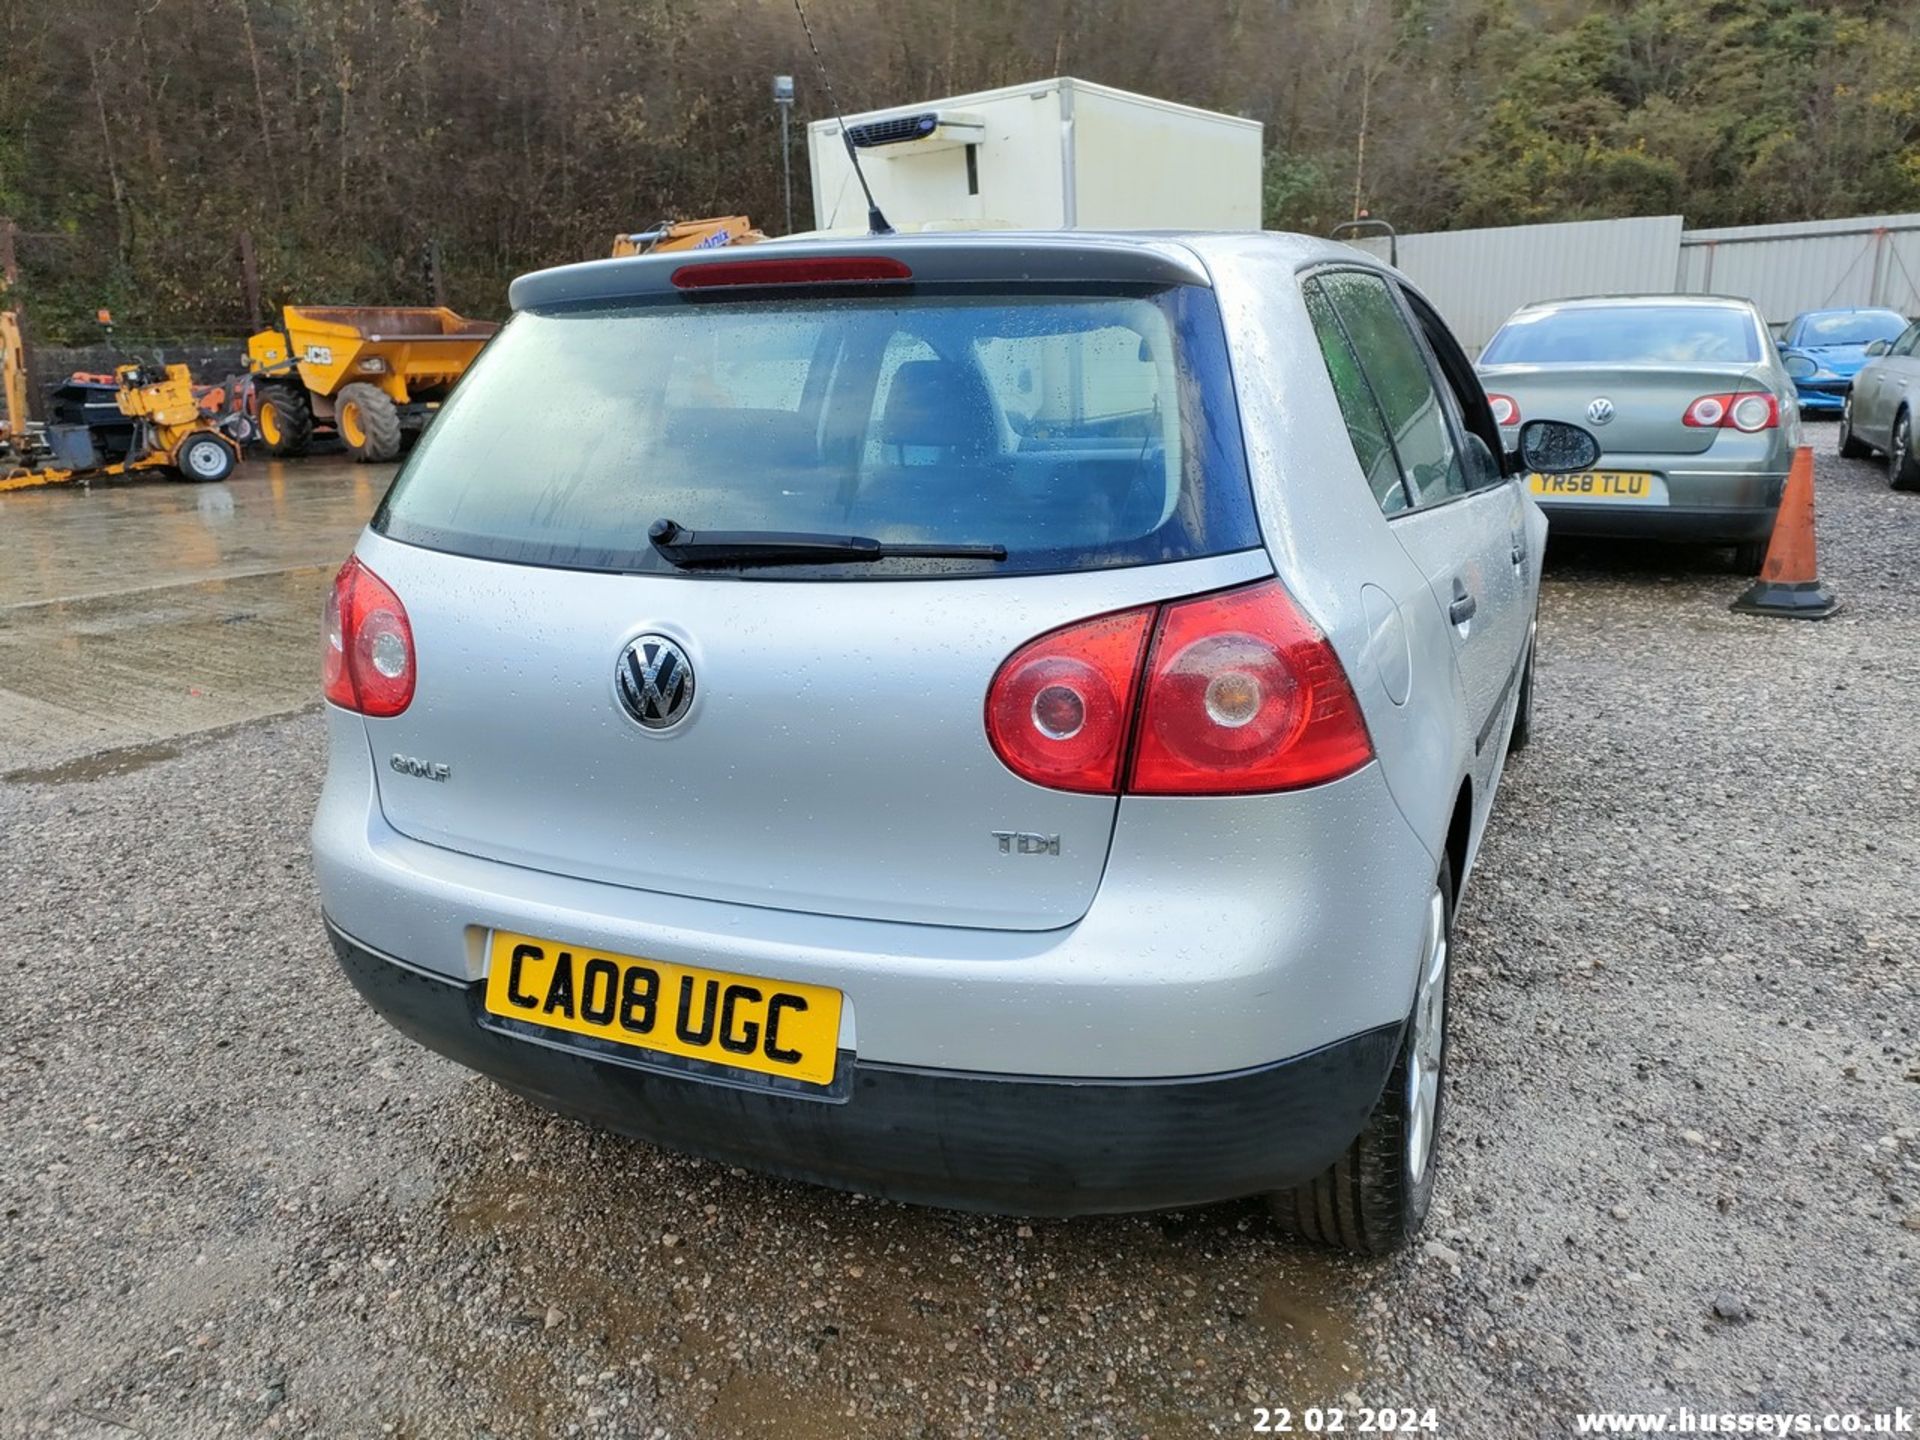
[791, 0, 894, 235]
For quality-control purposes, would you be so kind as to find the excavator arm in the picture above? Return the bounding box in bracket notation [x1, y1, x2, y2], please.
[610, 216, 764, 258]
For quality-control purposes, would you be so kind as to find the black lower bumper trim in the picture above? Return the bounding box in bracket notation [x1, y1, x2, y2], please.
[1543, 502, 1779, 543]
[328, 926, 1401, 1216]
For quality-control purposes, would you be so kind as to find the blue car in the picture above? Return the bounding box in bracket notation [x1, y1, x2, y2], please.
[1777, 308, 1910, 414]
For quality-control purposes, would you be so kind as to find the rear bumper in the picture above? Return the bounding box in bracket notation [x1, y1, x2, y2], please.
[1542, 501, 1779, 544]
[1536, 439, 1789, 544]
[312, 711, 1437, 1079]
[330, 925, 1401, 1215]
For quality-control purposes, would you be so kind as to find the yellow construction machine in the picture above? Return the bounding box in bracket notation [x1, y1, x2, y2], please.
[0, 310, 29, 457]
[248, 305, 498, 463]
[1, 327, 243, 494]
[609, 216, 765, 257]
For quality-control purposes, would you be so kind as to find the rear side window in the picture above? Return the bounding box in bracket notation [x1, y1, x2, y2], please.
[1315, 270, 1467, 508]
[373, 285, 1259, 578]
[1303, 278, 1410, 515]
[1481, 304, 1761, 365]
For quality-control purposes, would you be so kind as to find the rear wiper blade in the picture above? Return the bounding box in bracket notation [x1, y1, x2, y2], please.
[648, 518, 1006, 568]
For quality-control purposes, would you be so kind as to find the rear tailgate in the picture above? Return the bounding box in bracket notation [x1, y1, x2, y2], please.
[1481, 362, 1774, 457]
[356, 539, 1267, 932]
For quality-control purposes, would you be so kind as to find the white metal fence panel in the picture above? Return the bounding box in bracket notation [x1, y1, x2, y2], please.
[1358, 211, 1920, 353]
[1344, 215, 1684, 352]
[1676, 214, 1920, 325]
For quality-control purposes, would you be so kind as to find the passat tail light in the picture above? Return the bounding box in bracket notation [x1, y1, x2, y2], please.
[1727, 392, 1778, 432]
[1486, 393, 1521, 427]
[323, 556, 415, 717]
[1684, 392, 1779, 432]
[1128, 582, 1374, 794]
[984, 580, 1374, 797]
[985, 608, 1154, 793]
[1682, 394, 1727, 428]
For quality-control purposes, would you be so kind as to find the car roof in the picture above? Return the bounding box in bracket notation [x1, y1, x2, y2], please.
[1512, 294, 1759, 315]
[1781, 305, 1904, 316]
[508, 229, 1372, 311]
[1788, 306, 1906, 320]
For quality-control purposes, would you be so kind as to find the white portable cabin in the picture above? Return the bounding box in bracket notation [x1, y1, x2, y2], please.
[805, 77, 1263, 233]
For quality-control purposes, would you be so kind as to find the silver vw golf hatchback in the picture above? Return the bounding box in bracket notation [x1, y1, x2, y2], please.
[314, 233, 1589, 1253]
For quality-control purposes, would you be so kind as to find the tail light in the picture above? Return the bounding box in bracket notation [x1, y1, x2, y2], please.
[1130, 584, 1374, 794]
[323, 556, 415, 716]
[985, 609, 1153, 793]
[985, 580, 1373, 797]
[1684, 392, 1778, 432]
[1486, 393, 1521, 427]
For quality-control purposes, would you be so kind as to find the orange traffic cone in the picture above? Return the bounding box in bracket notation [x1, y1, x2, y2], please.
[1730, 445, 1840, 620]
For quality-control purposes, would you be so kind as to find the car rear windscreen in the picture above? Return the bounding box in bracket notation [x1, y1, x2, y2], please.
[372, 284, 1258, 578]
[1480, 305, 1761, 366]
[1796, 311, 1906, 346]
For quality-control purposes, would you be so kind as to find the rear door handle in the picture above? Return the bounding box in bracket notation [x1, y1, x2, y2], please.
[1449, 586, 1477, 626]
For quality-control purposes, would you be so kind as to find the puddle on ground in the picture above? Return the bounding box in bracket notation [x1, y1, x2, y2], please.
[423, 1090, 1390, 1438]
[5, 740, 182, 786]
[704, 1371, 855, 1439]
[1255, 1268, 1367, 1384]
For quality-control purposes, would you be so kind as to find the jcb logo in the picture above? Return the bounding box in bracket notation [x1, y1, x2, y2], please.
[992, 831, 1060, 857]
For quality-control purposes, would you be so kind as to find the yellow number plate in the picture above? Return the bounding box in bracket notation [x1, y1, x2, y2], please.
[483, 931, 843, 1086]
[1529, 470, 1656, 500]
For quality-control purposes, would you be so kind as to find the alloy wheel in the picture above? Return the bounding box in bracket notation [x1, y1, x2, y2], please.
[1404, 883, 1449, 1187]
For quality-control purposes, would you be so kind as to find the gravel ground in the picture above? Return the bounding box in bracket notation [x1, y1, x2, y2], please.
[2, 429, 1916, 1439]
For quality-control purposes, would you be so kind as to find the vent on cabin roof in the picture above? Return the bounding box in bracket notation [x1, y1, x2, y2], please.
[848, 113, 939, 147]
[844, 111, 986, 154]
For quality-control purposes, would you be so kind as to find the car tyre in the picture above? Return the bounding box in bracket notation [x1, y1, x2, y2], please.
[1732, 539, 1768, 575]
[1837, 394, 1873, 460]
[1269, 858, 1452, 1256]
[1891, 409, 1920, 492]
[1507, 617, 1536, 752]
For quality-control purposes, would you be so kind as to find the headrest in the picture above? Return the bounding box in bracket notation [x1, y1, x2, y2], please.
[879, 359, 998, 459]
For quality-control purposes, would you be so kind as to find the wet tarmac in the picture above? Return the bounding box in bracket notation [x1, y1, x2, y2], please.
[0, 457, 386, 773]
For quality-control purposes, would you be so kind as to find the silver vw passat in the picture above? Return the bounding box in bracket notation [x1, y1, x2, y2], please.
[1478, 295, 1801, 572]
[313, 234, 1591, 1253]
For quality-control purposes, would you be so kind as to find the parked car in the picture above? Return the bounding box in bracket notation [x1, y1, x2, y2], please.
[1838, 317, 1920, 490]
[1479, 294, 1803, 572]
[312, 233, 1596, 1253]
[1775, 307, 1909, 416]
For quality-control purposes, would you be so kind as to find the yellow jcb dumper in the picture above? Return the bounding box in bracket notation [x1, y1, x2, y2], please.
[248, 305, 498, 464]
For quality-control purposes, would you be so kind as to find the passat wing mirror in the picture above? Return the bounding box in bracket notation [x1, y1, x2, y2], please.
[1513, 419, 1601, 475]
[1865, 338, 1892, 358]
